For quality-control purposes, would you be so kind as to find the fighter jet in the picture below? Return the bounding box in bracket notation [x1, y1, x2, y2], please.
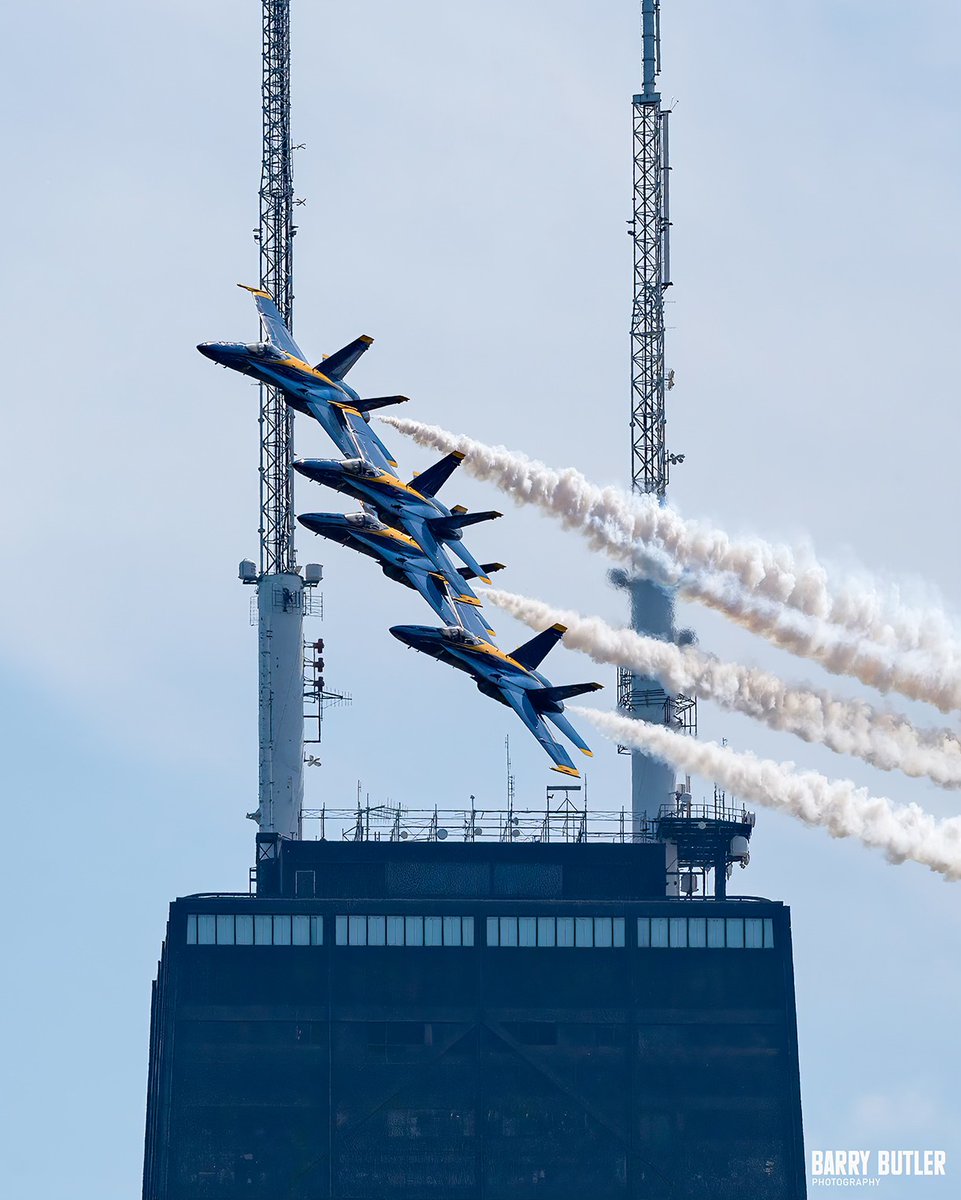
[197, 285, 405, 471]
[390, 622, 602, 777]
[293, 449, 501, 589]
[298, 510, 503, 640]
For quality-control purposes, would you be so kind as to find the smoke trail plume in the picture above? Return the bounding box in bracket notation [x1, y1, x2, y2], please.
[382, 416, 961, 712]
[487, 589, 961, 788]
[571, 707, 961, 882]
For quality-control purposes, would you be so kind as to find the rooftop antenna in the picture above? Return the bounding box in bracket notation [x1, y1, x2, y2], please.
[250, 0, 304, 842]
[618, 0, 696, 829]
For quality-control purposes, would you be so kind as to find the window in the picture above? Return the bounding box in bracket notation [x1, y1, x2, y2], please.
[575, 917, 594, 947]
[486, 916, 626, 948]
[187, 912, 322, 946]
[633, 912, 775, 950]
[334, 914, 474, 946]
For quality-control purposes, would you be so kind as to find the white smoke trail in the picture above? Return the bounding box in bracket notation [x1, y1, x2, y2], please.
[382, 416, 961, 712]
[487, 589, 961, 788]
[571, 707, 961, 882]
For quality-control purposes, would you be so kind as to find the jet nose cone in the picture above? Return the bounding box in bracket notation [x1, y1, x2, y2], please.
[197, 342, 230, 365]
[293, 458, 334, 482]
[297, 513, 340, 535]
[389, 625, 418, 647]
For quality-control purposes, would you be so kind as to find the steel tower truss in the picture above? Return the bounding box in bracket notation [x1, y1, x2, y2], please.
[259, 0, 295, 576]
[621, 1, 696, 816]
[252, 0, 304, 842]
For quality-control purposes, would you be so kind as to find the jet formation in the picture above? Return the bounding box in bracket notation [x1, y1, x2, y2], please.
[199, 287, 601, 776]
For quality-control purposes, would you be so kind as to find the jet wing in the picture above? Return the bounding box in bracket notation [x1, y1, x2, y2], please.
[395, 515, 491, 612]
[239, 284, 304, 358]
[341, 408, 400, 471]
[500, 685, 580, 777]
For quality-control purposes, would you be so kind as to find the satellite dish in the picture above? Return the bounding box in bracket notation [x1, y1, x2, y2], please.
[436, 828, 448, 841]
[475, 828, 484, 837]
[400, 830, 408, 840]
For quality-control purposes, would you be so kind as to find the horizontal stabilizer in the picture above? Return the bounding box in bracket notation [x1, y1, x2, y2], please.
[532, 681, 603, 708]
[456, 562, 506, 581]
[409, 451, 464, 498]
[428, 510, 502, 535]
[510, 624, 567, 672]
[315, 335, 374, 380]
[353, 395, 409, 414]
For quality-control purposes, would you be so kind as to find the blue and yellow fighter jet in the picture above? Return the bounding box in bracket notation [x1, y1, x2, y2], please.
[390, 622, 602, 777]
[297, 511, 503, 640]
[293, 449, 501, 589]
[197, 285, 405, 471]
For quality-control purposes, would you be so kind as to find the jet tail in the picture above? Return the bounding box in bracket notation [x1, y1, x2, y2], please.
[456, 562, 506, 581]
[428, 511, 503, 536]
[409, 451, 464, 498]
[509, 624, 567, 672]
[532, 682, 603, 709]
[353, 395, 409, 415]
[315, 335, 374, 380]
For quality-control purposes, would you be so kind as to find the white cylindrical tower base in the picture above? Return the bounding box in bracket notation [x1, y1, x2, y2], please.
[256, 572, 304, 840]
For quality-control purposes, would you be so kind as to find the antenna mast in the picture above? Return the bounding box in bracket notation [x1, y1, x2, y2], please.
[259, 0, 295, 574]
[252, 0, 304, 841]
[620, 0, 696, 826]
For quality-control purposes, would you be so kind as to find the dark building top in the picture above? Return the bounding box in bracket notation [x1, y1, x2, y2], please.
[254, 834, 671, 901]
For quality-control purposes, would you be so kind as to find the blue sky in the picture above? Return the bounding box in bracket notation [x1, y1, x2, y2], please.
[3, 2, 961, 1194]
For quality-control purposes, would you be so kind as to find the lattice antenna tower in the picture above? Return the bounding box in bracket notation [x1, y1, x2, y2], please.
[619, 0, 696, 825]
[259, 0, 295, 574]
[249, 0, 305, 843]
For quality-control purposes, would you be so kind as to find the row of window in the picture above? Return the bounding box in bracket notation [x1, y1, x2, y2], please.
[336, 915, 474, 946]
[186, 912, 774, 949]
[638, 916, 774, 949]
[486, 916, 625, 948]
[187, 913, 324, 946]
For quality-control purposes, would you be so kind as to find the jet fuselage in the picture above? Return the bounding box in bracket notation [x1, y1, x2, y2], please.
[197, 343, 395, 469]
